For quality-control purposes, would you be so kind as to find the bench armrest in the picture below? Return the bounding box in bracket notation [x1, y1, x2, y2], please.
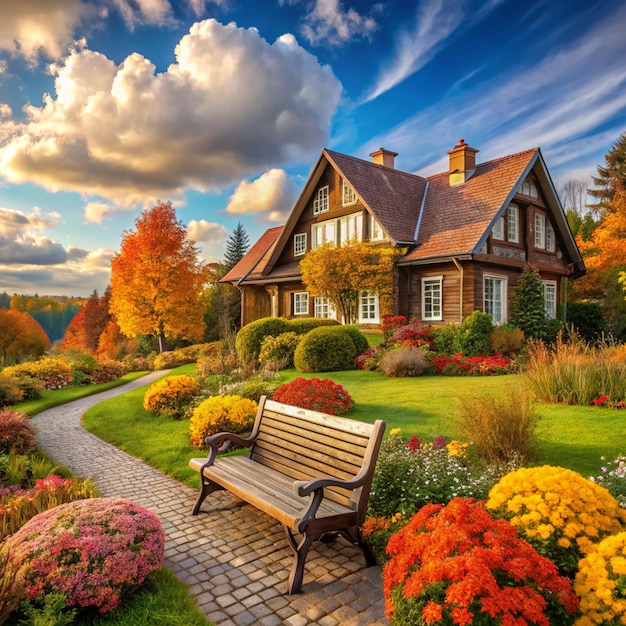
[201, 430, 258, 467]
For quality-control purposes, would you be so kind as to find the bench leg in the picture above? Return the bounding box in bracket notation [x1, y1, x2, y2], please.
[284, 527, 314, 595]
[191, 480, 223, 515]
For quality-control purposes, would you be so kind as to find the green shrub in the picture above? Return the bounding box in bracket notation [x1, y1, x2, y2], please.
[188, 395, 258, 449]
[567, 301, 606, 342]
[489, 324, 525, 356]
[457, 310, 493, 356]
[431, 322, 459, 355]
[143, 375, 201, 418]
[294, 327, 357, 372]
[61, 349, 99, 383]
[0, 374, 26, 407]
[258, 332, 301, 370]
[0, 409, 36, 455]
[510, 265, 549, 340]
[91, 360, 126, 384]
[235, 317, 290, 364]
[326, 325, 369, 355]
[286, 317, 338, 334]
[456, 386, 538, 464]
[379, 346, 431, 377]
[240, 377, 281, 402]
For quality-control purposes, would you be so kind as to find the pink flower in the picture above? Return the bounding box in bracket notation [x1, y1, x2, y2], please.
[406, 436, 421, 451]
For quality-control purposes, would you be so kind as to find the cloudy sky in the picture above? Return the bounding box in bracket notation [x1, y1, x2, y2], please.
[0, 0, 625, 297]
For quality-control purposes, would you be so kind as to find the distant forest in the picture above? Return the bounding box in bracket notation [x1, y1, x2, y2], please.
[0, 292, 85, 342]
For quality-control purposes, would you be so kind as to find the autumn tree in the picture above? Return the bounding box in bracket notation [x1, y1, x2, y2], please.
[110, 202, 209, 353]
[62, 289, 112, 354]
[223, 222, 250, 271]
[0, 309, 50, 367]
[299, 242, 397, 323]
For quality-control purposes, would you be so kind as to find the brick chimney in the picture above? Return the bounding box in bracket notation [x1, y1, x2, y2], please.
[369, 147, 398, 169]
[447, 139, 479, 185]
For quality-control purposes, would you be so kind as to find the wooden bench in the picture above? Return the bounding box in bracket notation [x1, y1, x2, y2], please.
[189, 396, 386, 594]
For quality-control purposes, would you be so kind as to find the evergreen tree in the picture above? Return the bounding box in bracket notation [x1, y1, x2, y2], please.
[223, 222, 250, 271]
[588, 132, 626, 214]
[511, 266, 547, 340]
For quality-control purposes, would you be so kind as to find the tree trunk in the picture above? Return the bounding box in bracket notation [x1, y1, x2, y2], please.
[158, 334, 168, 353]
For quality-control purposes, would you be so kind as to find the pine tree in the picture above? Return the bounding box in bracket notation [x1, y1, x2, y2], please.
[588, 132, 626, 214]
[223, 222, 250, 271]
[510, 266, 547, 340]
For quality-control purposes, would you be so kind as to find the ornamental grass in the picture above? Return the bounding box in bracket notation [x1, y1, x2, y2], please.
[574, 531, 626, 625]
[383, 498, 579, 625]
[486, 465, 626, 577]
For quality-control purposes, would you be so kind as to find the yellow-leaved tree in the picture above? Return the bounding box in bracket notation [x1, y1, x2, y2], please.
[299, 241, 397, 323]
[110, 202, 209, 352]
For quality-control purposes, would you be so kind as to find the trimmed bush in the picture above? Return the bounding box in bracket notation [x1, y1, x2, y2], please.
[457, 310, 493, 356]
[379, 346, 431, 377]
[0, 409, 36, 455]
[294, 327, 357, 372]
[273, 377, 354, 414]
[4, 498, 164, 614]
[143, 375, 200, 418]
[286, 317, 338, 334]
[235, 317, 290, 364]
[431, 322, 459, 355]
[258, 332, 301, 370]
[326, 325, 369, 355]
[189, 395, 258, 449]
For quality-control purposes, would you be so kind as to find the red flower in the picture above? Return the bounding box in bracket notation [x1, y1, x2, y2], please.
[406, 435, 421, 451]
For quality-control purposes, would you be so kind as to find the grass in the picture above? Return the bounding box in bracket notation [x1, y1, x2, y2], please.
[80, 365, 622, 481]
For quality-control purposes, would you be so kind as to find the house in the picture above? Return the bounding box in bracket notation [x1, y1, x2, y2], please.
[221, 139, 586, 327]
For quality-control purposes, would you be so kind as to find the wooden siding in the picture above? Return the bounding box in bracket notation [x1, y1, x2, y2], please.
[241, 286, 271, 326]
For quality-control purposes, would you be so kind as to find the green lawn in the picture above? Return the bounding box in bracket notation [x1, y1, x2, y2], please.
[81, 366, 623, 481]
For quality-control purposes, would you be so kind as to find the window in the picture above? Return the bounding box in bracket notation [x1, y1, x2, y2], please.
[520, 179, 538, 199]
[358, 292, 379, 323]
[369, 214, 384, 240]
[313, 186, 329, 215]
[422, 277, 442, 321]
[342, 179, 356, 206]
[546, 223, 555, 252]
[492, 216, 505, 240]
[312, 221, 336, 249]
[507, 204, 519, 243]
[484, 276, 507, 323]
[293, 292, 309, 316]
[543, 281, 557, 319]
[339, 213, 363, 246]
[535, 213, 546, 249]
[294, 233, 307, 256]
[314, 297, 335, 319]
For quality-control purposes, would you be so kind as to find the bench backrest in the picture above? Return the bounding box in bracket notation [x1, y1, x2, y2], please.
[249, 397, 385, 521]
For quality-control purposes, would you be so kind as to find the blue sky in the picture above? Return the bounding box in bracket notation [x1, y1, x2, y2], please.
[0, 0, 625, 297]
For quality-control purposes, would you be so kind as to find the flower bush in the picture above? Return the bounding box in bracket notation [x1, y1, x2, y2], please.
[389, 322, 434, 349]
[383, 498, 579, 625]
[4, 497, 164, 614]
[430, 353, 511, 375]
[188, 394, 258, 449]
[142, 374, 200, 418]
[273, 377, 354, 415]
[258, 331, 301, 371]
[486, 465, 626, 577]
[355, 346, 384, 371]
[0, 409, 36, 455]
[1, 474, 99, 540]
[91, 360, 126, 384]
[381, 315, 408, 340]
[3, 358, 73, 389]
[574, 531, 626, 625]
[590, 455, 626, 508]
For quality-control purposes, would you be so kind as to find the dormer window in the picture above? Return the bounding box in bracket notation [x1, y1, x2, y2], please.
[313, 186, 329, 215]
[520, 179, 538, 199]
[342, 179, 356, 206]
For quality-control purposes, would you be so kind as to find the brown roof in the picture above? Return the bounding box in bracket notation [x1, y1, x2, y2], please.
[325, 150, 427, 243]
[220, 226, 283, 283]
[401, 148, 538, 262]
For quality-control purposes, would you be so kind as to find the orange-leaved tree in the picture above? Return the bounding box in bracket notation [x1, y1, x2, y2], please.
[110, 202, 209, 353]
[299, 241, 397, 323]
[0, 309, 50, 367]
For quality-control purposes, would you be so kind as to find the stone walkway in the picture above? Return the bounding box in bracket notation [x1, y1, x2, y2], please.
[30, 372, 387, 626]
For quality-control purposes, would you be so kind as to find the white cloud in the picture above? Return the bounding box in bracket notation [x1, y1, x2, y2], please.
[364, 0, 503, 102]
[0, 19, 342, 206]
[84, 201, 116, 224]
[0, 0, 94, 62]
[187, 219, 229, 244]
[226, 169, 299, 222]
[109, 0, 175, 29]
[294, 0, 381, 46]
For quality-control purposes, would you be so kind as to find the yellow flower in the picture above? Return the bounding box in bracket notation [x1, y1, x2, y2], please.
[389, 428, 402, 436]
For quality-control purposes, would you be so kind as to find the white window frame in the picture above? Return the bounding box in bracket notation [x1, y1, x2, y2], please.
[312, 212, 363, 249]
[521, 179, 538, 199]
[293, 292, 309, 316]
[484, 275, 507, 324]
[422, 276, 443, 321]
[543, 280, 557, 319]
[294, 233, 307, 256]
[369, 213, 384, 241]
[507, 204, 519, 243]
[535, 213, 546, 249]
[546, 222, 555, 252]
[314, 296, 335, 319]
[342, 179, 356, 206]
[358, 291, 379, 323]
[312, 220, 336, 249]
[339, 213, 363, 246]
[492, 216, 505, 240]
[313, 186, 329, 215]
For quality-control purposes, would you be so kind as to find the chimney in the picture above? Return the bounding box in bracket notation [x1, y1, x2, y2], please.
[447, 138, 479, 185]
[369, 147, 398, 169]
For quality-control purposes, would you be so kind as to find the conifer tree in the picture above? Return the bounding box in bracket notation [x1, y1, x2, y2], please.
[588, 132, 626, 214]
[510, 266, 547, 340]
[223, 222, 250, 271]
